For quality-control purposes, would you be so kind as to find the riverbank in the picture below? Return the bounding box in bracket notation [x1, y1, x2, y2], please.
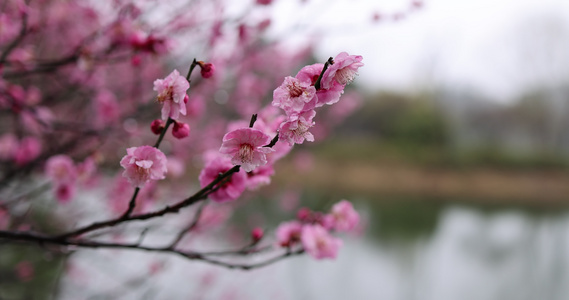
[275, 158, 569, 206]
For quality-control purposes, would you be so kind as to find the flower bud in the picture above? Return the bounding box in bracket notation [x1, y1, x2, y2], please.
[297, 207, 311, 222]
[198, 62, 215, 78]
[172, 121, 190, 139]
[150, 119, 165, 135]
[251, 227, 263, 243]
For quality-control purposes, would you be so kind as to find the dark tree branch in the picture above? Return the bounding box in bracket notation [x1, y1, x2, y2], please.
[0, 12, 28, 63]
[0, 229, 304, 270]
[167, 200, 208, 248]
[54, 165, 241, 239]
[314, 57, 334, 90]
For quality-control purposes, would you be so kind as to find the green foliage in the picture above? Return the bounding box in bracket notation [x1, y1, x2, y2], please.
[0, 245, 67, 300]
[339, 91, 448, 147]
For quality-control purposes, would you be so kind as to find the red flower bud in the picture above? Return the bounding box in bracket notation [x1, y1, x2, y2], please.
[150, 119, 165, 135]
[198, 62, 215, 78]
[172, 121, 190, 139]
[251, 227, 263, 243]
[297, 207, 311, 222]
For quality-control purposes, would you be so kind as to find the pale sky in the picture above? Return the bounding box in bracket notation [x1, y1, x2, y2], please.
[267, 0, 569, 103]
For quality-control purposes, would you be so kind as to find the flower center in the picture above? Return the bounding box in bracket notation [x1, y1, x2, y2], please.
[335, 67, 357, 85]
[292, 121, 309, 137]
[287, 82, 304, 98]
[136, 166, 150, 176]
[54, 165, 68, 179]
[238, 143, 254, 163]
[135, 160, 153, 178]
[157, 87, 173, 103]
[316, 237, 327, 250]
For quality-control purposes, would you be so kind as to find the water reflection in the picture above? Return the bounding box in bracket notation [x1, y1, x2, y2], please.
[289, 205, 569, 300]
[57, 204, 569, 300]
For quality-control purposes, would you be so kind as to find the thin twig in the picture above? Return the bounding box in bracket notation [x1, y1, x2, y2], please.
[167, 200, 208, 248]
[0, 12, 28, 63]
[153, 118, 174, 148]
[54, 165, 241, 239]
[0, 229, 304, 270]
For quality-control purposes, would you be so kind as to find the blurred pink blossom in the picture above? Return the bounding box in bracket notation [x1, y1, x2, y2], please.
[54, 182, 75, 203]
[45, 155, 76, 184]
[198, 155, 247, 203]
[301, 224, 342, 259]
[0, 134, 18, 160]
[276, 220, 302, 247]
[323, 200, 360, 232]
[14, 136, 41, 166]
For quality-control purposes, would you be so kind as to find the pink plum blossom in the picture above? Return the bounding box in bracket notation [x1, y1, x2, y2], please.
[14, 136, 41, 166]
[94, 90, 120, 126]
[77, 157, 96, 184]
[278, 110, 316, 145]
[276, 220, 303, 247]
[120, 146, 168, 188]
[54, 183, 75, 203]
[244, 164, 275, 190]
[323, 200, 360, 232]
[130, 31, 170, 54]
[272, 76, 316, 115]
[219, 128, 274, 172]
[45, 155, 76, 184]
[24, 86, 41, 106]
[153, 69, 189, 120]
[19, 107, 54, 135]
[198, 156, 247, 203]
[321, 52, 364, 90]
[301, 224, 342, 259]
[0, 134, 18, 160]
[0, 13, 19, 43]
[296, 63, 344, 106]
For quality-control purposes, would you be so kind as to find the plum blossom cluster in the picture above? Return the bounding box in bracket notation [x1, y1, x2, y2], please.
[208, 52, 363, 205]
[274, 52, 364, 146]
[276, 200, 360, 259]
[0, 0, 373, 290]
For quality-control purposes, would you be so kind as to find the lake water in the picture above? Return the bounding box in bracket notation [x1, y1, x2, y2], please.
[56, 202, 569, 300]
